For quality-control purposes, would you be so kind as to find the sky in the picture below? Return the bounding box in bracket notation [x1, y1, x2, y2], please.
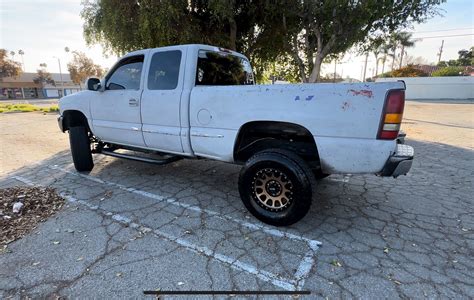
[1, 0, 473, 81]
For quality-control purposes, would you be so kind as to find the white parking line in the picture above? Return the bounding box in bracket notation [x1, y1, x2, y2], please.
[18, 165, 321, 290]
[48, 164, 323, 249]
[11, 175, 298, 291]
[294, 250, 316, 290]
[328, 175, 351, 183]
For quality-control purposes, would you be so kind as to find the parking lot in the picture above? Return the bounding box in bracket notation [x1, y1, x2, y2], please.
[0, 100, 473, 298]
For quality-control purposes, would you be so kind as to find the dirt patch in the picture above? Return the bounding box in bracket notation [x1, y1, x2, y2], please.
[1, 186, 65, 247]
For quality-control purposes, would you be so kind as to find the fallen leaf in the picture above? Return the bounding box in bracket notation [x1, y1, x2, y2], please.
[177, 282, 185, 286]
[77, 257, 84, 261]
[383, 247, 390, 254]
[330, 259, 342, 267]
[52, 241, 60, 245]
[32, 262, 40, 266]
[116, 272, 123, 277]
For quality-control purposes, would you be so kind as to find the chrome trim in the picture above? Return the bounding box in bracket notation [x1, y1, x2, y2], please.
[142, 129, 180, 136]
[190, 132, 224, 138]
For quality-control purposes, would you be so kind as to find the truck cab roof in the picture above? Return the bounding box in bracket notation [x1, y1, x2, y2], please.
[123, 44, 248, 60]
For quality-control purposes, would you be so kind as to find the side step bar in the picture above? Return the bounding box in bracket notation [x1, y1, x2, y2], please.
[100, 149, 182, 165]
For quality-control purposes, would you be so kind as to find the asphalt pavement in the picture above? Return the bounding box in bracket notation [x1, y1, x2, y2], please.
[0, 101, 472, 299]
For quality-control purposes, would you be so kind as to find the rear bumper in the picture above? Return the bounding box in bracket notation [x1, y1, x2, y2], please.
[380, 144, 414, 178]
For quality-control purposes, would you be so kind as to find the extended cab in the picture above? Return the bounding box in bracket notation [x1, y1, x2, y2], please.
[58, 44, 414, 226]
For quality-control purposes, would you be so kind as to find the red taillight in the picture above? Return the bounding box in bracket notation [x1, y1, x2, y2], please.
[378, 90, 405, 140]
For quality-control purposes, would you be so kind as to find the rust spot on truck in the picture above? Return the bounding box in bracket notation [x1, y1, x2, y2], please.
[348, 89, 373, 98]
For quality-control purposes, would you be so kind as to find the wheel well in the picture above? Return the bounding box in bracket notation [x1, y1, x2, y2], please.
[233, 121, 320, 165]
[62, 110, 89, 132]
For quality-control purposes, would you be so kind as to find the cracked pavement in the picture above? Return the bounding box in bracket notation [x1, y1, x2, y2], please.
[0, 100, 473, 299]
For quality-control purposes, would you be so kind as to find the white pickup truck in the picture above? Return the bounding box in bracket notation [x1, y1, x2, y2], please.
[58, 44, 414, 226]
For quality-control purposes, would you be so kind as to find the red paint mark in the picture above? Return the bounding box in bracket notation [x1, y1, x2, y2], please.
[349, 89, 373, 98]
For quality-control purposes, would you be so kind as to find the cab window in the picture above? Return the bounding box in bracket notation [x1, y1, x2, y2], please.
[196, 50, 254, 86]
[148, 50, 182, 90]
[106, 55, 144, 90]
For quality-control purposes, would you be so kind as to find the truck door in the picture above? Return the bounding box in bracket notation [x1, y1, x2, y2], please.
[90, 55, 146, 147]
[140, 49, 185, 153]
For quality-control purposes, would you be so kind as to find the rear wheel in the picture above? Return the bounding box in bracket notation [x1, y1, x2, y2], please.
[238, 149, 315, 226]
[313, 168, 330, 180]
[69, 126, 93, 172]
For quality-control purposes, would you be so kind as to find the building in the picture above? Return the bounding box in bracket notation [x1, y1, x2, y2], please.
[0, 73, 82, 99]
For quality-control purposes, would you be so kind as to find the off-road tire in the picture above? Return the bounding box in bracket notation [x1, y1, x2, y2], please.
[69, 126, 93, 172]
[238, 149, 315, 226]
[313, 168, 330, 180]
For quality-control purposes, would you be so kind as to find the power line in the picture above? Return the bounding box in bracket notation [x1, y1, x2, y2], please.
[412, 33, 474, 39]
[410, 27, 473, 34]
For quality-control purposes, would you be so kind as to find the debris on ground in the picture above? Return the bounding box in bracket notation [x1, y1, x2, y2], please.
[1, 186, 65, 246]
[12, 202, 24, 213]
[330, 259, 342, 267]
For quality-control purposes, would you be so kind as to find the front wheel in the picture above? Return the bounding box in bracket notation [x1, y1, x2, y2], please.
[238, 149, 315, 226]
[69, 126, 93, 172]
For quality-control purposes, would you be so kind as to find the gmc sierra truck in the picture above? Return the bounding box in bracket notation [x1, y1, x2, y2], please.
[58, 44, 414, 226]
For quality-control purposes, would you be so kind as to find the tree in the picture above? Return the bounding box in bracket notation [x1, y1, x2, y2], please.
[379, 65, 428, 77]
[457, 47, 473, 66]
[81, 0, 444, 83]
[18, 49, 25, 71]
[67, 51, 105, 87]
[396, 32, 416, 69]
[81, 0, 253, 53]
[0, 49, 22, 79]
[432, 66, 465, 77]
[438, 47, 473, 67]
[33, 65, 55, 86]
[259, 54, 301, 83]
[360, 36, 385, 76]
[270, 1, 442, 82]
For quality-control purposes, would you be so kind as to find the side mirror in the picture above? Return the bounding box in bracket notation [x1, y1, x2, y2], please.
[86, 77, 101, 91]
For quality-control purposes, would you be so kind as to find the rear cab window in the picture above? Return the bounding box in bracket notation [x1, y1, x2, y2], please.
[148, 50, 182, 90]
[196, 50, 254, 86]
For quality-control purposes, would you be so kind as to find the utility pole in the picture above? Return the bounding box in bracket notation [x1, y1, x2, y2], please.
[437, 40, 444, 63]
[362, 53, 369, 82]
[53, 56, 64, 97]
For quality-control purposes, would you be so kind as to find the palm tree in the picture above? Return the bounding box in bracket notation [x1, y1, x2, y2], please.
[18, 49, 25, 71]
[388, 32, 416, 70]
[397, 32, 415, 69]
[389, 33, 400, 71]
[10, 50, 15, 60]
[380, 43, 392, 75]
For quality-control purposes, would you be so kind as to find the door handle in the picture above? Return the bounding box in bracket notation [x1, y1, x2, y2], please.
[129, 98, 139, 106]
